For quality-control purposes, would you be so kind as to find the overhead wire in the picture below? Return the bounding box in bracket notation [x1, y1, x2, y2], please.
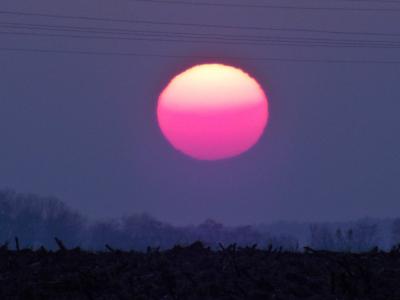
[131, 0, 400, 12]
[2, 23, 400, 49]
[0, 9, 399, 64]
[2, 21, 400, 46]
[210, 0, 400, 4]
[1, 46, 400, 64]
[0, 10, 400, 38]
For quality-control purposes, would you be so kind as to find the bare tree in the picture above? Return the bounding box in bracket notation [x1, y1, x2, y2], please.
[392, 218, 400, 246]
[351, 218, 379, 252]
[309, 224, 335, 250]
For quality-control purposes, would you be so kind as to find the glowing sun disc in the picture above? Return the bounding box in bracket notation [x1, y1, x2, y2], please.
[157, 64, 269, 160]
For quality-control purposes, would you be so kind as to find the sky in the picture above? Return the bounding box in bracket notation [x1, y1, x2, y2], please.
[0, 0, 399, 225]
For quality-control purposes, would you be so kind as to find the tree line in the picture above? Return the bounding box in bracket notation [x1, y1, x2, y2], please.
[0, 189, 399, 252]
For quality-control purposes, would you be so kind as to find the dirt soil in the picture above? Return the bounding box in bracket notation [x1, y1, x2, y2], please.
[0, 242, 399, 300]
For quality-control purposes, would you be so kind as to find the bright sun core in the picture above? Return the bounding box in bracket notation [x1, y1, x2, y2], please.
[157, 64, 269, 160]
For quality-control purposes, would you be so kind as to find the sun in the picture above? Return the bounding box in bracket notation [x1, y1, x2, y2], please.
[157, 64, 269, 160]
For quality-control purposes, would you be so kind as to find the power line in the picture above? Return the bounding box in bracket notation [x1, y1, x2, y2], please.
[301, 0, 400, 3]
[338, 0, 400, 3]
[2, 22, 400, 49]
[1, 21, 399, 45]
[219, 0, 400, 4]
[132, 0, 400, 12]
[3, 27, 400, 49]
[0, 10, 399, 37]
[1, 46, 400, 64]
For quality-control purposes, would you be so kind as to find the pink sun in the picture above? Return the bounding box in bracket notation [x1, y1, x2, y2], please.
[157, 64, 269, 160]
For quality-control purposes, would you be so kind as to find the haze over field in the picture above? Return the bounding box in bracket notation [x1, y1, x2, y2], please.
[0, 0, 399, 226]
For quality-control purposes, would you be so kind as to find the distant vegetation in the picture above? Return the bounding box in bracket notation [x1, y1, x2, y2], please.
[0, 189, 399, 252]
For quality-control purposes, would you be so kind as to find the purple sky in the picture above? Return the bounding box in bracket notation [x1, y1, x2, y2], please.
[1, 0, 399, 225]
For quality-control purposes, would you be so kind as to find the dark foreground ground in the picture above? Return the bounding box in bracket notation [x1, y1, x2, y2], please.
[0, 242, 400, 300]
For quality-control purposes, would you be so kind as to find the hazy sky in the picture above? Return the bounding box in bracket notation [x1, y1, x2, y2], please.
[1, 0, 399, 225]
